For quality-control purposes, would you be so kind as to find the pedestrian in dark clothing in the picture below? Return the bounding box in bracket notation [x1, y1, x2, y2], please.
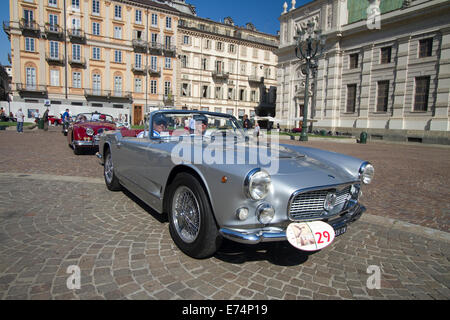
[43, 108, 49, 131]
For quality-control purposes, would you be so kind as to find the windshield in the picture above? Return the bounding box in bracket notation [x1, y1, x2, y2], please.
[75, 113, 114, 123]
[144, 111, 245, 140]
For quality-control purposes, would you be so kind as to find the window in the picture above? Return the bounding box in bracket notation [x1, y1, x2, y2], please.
[26, 67, 36, 89]
[72, 72, 81, 89]
[48, 14, 58, 31]
[114, 76, 122, 95]
[419, 38, 433, 58]
[92, 0, 100, 15]
[49, 0, 57, 7]
[215, 60, 224, 73]
[346, 84, 357, 113]
[201, 58, 208, 71]
[226, 108, 234, 115]
[92, 73, 101, 93]
[92, 22, 100, 35]
[202, 85, 209, 98]
[150, 56, 158, 70]
[228, 88, 234, 100]
[72, 44, 81, 61]
[239, 89, 246, 101]
[181, 55, 188, 68]
[23, 9, 34, 24]
[229, 44, 235, 53]
[114, 26, 122, 39]
[380, 46, 392, 64]
[166, 17, 172, 29]
[183, 36, 190, 45]
[204, 39, 211, 49]
[376, 81, 389, 112]
[165, 36, 172, 49]
[50, 41, 59, 58]
[181, 83, 190, 97]
[135, 54, 142, 68]
[164, 81, 171, 95]
[150, 80, 157, 94]
[134, 78, 142, 93]
[114, 5, 122, 19]
[215, 86, 222, 99]
[50, 69, 59, 86]
[151, 14, 158, 26]
[114, 50, 122, 63]
[414, 76, 430, 111]
[92, 47, 101, 60]
[165, 57, 171, 69]
[151, 33, 158, 46]
[349, 54, 358, 69]
[25, 38, 35, 52]
[216, 42, 223, 51]
[71, 0, 80, 10]
[251, 90, 256, 102]
[135, 10, 142, 24]
[240, 63, 246, 75]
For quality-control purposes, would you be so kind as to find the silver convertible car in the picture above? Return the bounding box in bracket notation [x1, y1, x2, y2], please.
[97, 110, 374, 258]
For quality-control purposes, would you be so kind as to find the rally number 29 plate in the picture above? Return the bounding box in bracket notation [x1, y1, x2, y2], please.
[286, 221, 336, 251]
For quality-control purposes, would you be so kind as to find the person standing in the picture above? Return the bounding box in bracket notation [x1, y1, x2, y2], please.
[15, 108, 24, 133]
[254, 121, 260, 140]
[43, 108, 49, 131]
[243, 114, 251, 131]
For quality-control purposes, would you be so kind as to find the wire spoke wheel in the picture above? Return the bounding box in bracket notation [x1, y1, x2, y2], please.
[172, 186, 201, 244]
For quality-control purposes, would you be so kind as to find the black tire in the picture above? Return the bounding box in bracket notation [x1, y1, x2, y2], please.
[73, 143, 82, 155]
[167, 173, 222, 259]
[104, 149, 122, 191]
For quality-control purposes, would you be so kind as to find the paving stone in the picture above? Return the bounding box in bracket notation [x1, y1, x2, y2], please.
[0, 131, 449, 300]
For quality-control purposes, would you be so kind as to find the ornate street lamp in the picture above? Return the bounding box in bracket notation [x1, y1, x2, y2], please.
[294, 20, 326, 141]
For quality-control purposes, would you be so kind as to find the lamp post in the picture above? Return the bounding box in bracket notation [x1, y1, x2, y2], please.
[294, 20, 326, 141]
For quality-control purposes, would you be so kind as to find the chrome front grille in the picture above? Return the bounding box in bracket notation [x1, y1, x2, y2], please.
[288, 186, 352, 221]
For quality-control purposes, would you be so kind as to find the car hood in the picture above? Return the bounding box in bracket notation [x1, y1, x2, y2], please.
[178, 140, 362, 187]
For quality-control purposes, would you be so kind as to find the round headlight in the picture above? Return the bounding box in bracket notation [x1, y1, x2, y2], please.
[359, 163, 374, 185]
[256, 203, 275, 224]
[86, 127, 94, 136]
[244, 169, 272, 200]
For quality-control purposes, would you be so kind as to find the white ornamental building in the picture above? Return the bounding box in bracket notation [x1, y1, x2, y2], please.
[276, 0, 450, 144]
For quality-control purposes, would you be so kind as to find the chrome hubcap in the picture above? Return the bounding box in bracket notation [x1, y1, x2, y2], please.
[172, 186, 201, 243]
[104, 154, 113, 184]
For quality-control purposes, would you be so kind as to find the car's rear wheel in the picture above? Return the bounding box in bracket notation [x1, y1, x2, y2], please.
[167, 173, 222, 259]
[104, 150, 121, 191]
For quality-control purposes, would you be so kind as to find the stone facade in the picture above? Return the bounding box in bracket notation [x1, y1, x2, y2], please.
[277, 0, 450, 144]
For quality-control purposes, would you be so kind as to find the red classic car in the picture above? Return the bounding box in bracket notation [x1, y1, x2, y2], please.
[68, 113, 117, 155]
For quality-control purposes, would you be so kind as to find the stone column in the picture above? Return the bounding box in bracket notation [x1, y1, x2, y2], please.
[431, 27, 450, 131]
[357, 44, 374, 128]
[390, 36, 411, 130]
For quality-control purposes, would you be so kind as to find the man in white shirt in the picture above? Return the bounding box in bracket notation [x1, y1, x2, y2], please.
[15, 108, 24, 133]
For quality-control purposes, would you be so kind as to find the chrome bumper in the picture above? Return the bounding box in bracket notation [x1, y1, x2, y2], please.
[73, 140, 99, 147]
[219, 204, 366, 245]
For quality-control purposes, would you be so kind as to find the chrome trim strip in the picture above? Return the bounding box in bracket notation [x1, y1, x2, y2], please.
[73, 140, 98, 146]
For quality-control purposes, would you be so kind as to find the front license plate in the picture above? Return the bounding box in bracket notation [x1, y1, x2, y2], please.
[334, 225, 347, 237]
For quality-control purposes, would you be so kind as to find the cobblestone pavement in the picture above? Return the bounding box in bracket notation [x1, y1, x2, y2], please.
[0, 129, 449, 300]
[1, 129, 449, 232]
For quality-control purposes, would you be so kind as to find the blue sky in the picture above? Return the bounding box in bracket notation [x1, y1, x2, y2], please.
[0, 0, 311, 66]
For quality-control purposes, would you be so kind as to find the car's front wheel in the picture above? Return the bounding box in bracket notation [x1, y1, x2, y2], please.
[104, 149, 121, 191]
[167, 173, 222, 259]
